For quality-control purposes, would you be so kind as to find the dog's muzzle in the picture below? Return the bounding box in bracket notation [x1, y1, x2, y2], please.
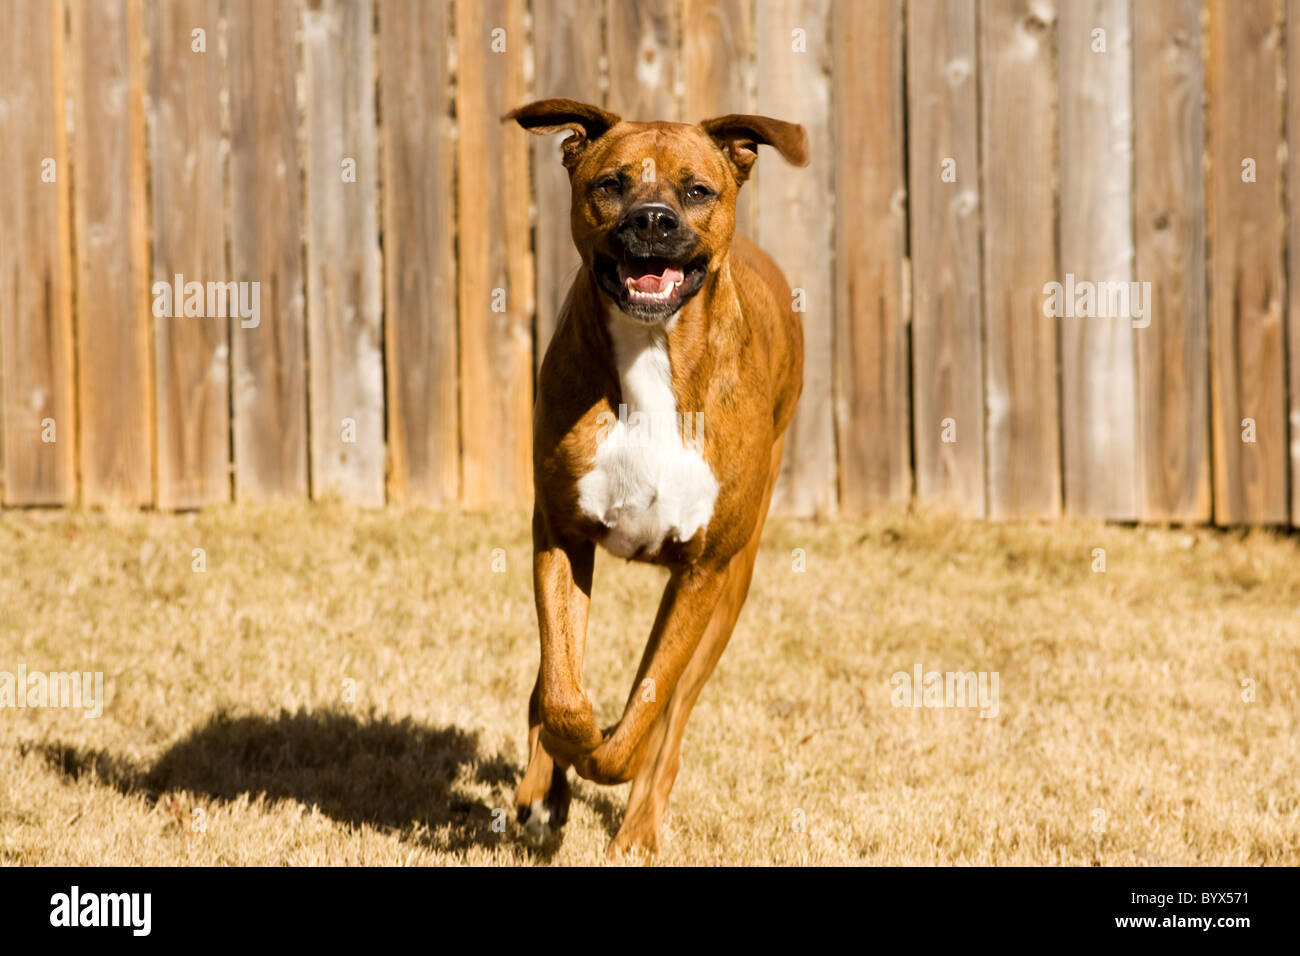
[594, 203, 709, 320]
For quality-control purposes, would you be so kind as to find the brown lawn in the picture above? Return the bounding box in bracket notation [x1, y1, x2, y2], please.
[1, 503, 1297, 865]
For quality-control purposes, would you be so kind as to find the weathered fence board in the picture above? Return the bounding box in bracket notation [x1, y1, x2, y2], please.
[907, 0, 985, 518]
[980, 0, 1062, 520]
[0, 0, 76, 505]
[455, 0, 534, 508]
[228, 0, 309, 500]
[1206, 0, 1288, 524]
[683, 0, 755, 236]
[1287, 0, 1300, 527]
[607, 0, 681, 120]
[532, 0, 605, 368]
[834, 0, 910, 510]
[756, 0, 836, 516]
[148, 0, 230, 509]
[379, 0, 459, 505]
[1058, 0, 1137, 520]
[1133, 0, 1211, 523]
[69, 0, 155, 507]
[303, 0, 386, 507]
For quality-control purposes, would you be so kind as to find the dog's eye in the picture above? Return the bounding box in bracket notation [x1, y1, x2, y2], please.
[597, 176, 623, 196]
[686, 184, 714, 202]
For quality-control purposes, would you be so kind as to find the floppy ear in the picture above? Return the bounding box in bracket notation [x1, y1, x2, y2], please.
[700, 114, 810, 184]
[505, 98, 621, 169]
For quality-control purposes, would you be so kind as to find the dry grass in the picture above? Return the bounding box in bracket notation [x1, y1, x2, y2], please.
[1, 502, 1297, 865]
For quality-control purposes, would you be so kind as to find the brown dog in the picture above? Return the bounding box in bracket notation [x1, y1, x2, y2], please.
[508, 98, 807, 856]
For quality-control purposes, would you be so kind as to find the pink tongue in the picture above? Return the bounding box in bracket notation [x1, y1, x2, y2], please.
[626, 266, 684, 294]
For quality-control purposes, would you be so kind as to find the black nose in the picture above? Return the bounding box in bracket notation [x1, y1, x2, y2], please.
[621, 203, 680, 242]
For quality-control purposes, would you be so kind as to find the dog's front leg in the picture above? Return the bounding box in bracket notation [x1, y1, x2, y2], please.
[516, 675, 573, 842]
[569, 566, 728, 786]
[531, 511, 603, 762]
[518, 510, 598, 841]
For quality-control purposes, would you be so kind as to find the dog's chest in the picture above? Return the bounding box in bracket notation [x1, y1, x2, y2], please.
[576, 314, 719, 559]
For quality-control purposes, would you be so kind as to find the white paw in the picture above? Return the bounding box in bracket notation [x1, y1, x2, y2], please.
[521, 799, 553, 844]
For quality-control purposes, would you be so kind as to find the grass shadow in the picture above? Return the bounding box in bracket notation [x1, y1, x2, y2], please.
[27, 707, 562, 859]
[575, 783, 626, 838]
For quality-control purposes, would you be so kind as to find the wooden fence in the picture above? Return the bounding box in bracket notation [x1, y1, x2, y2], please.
[1, 0, 1298, 524]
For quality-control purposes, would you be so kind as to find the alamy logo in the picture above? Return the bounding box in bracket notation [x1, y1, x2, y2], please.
[0, 666, 103, 718]
[890, 664, 999, 718]
[1042, 273, 1151, 328]
[595, 403, 705, 451]
[50, 886, 151, 936]
[152, 273, 260, 328]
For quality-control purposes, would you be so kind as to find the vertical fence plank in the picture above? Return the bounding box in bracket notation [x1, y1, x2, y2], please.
[907, 0, 985, 517]
[1206, 0, 1287, 524]
[70, 0, 154, 507]
[683, 0, 755, 236]
[833, 0, 909, 510]
[1133, 0, 1211, 522]
[533, 0, 605, 367]
[148, 0, 230, 509]
[1287, 0, 1300, 526]
[455, 0, 534, 508]
[756, 0, 836, 516]
[1058, 0, 1137, 519]
[379, 0, 458, 505]
[303, 0, 385, 507]
[228, 0, 308, 500]
[607, 0, 681, 120]
[0, 0, 76, 505]
[980, 0, 1061, 519]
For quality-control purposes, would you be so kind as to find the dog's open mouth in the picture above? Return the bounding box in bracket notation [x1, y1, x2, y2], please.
[620, 258, 685, 304]
[596, 254, 708, 319]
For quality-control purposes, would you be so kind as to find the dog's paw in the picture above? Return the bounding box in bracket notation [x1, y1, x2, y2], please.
[519, 799, 555, 845]
[516, 763, 570, 847]
[606, 827, 659, 862]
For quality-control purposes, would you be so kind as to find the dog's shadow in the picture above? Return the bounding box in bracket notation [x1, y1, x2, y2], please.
[29, 708, 618, 859]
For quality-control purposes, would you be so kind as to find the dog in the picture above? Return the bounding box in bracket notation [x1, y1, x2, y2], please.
[507, 98, 808, 856]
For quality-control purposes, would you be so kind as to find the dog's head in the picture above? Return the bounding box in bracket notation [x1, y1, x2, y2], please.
[508, 98, 809, 322]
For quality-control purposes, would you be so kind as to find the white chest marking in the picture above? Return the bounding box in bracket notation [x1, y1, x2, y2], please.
[576, 311, 719, 558]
